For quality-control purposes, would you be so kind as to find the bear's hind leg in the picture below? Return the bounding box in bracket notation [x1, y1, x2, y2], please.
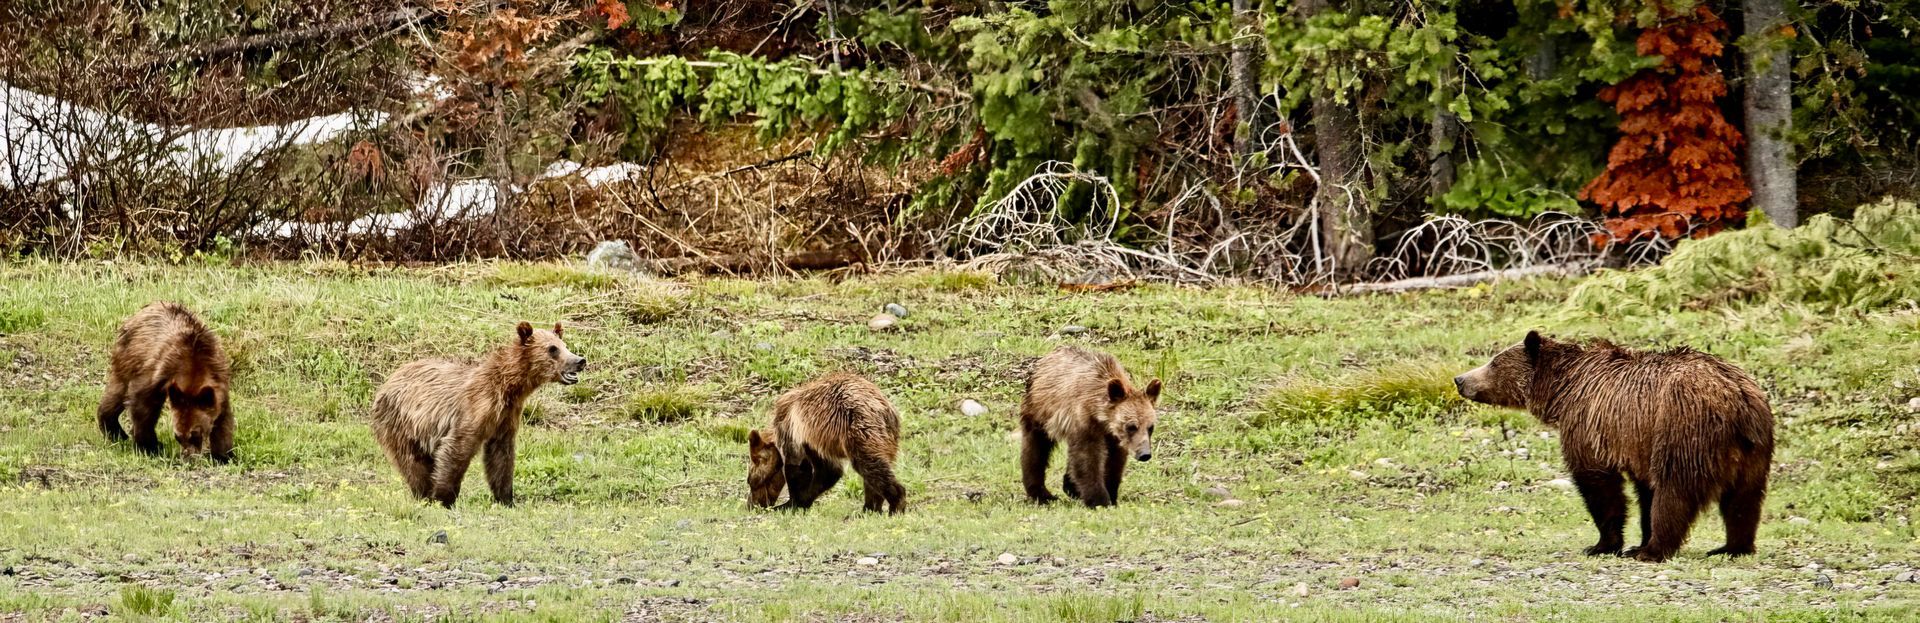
[399, 445, 435, 500]
[1633, 478, 1654, 550]
[850, 451, 906, 514]
[1633, 487, 1706, 562]
[1572, 470, 1627, 556]
[97, 379, 129, 442]
[1708, 472, 1767, 557]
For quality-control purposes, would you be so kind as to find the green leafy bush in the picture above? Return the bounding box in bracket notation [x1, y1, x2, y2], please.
[1570, 200, 1920, 313]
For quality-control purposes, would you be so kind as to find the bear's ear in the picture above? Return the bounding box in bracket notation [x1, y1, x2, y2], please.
[1524, 330, 1544, 360]
[1143, 379, 1162, 402]
[1107, 379, 1127, 403]
[748, 429, 764, 446]
[516, 321, 533, 344]
[553, 322, 564, 339]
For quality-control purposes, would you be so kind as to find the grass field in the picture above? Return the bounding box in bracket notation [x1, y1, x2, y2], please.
[0, 259, 1915, 622]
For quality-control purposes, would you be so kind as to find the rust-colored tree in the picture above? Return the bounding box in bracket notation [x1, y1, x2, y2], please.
[1580, 5, 1751, 243]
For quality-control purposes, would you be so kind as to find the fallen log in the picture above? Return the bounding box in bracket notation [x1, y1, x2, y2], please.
[1340, 262, 1598, 294]
[647, 247, 866, 276]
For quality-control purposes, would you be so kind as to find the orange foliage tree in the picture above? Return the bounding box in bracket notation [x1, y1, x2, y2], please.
[1580, 5, 1751, 243]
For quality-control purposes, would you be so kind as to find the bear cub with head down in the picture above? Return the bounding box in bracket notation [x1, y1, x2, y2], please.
[371, 322, 585, 508]
[748, 372, 906, 513]
[1019, 346, 1162, 508]
[1455, 331, 1774, 562]
[98, 302, 235, 462]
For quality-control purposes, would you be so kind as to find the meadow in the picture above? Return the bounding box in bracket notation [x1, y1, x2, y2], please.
[0, 258, 1915, 622]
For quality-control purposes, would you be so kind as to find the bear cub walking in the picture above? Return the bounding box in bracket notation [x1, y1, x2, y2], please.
[747, 373, 906, 514]
[371, 322, 585, 508]
[1455, 331, 1774, 562]
[98, 302, 235, 462]
[1019, 346, 1162, 508]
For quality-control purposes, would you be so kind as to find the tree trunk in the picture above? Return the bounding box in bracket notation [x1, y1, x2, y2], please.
[1229, 0, 1261, 157]
[1300, 0, 1374, 279]
[1429, 55, 1459, 199]
[1742, 0, 1797, 228]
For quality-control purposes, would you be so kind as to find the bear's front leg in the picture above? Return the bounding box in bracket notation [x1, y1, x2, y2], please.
[1573, 470, 1627, 556]
[430, 432, 482, 508]
[484, 430, 517, 507]
[1066, 442, 1112, 508]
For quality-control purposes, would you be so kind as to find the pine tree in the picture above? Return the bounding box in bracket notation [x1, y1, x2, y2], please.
[1580, 5, 1751, 244]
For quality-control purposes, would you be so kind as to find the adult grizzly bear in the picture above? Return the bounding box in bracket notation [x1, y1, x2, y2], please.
[747, 372, 905, 514]
[1454, 331, 1774, 562]
[1019, 346, 1162, 508]
[371, 322, 585, 508]
[97, 302, 234, 462]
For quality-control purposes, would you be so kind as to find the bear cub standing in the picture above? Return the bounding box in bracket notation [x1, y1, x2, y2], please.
[371, 322, 585, 508]
[1019, 346, 1162, 508]
[747, 372, 906, 514]
[98, 302, 235, 462]
[1455, 331, 1774, 562]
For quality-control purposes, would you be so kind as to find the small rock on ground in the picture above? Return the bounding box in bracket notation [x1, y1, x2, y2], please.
[427, 531, 449, 545]
[884, 303, 909, 319]
[959, 399, 988, 417]
[1059, 325, 1089, 335]
[868, 314, 899, 331]
[1202, 486, 1232, 499]
[997, 553, 1019, 565]
[1214, 499, 1245, 508]
[1338, 577, 1360, 589]
[1293, 582, 1310, 597]
[1546, 478, 1575, 490]
[856, 557, 879, 566]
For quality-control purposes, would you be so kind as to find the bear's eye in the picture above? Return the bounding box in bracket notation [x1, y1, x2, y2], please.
[1126, 424, 1139, 434]
[547, 345, 559, 358]
[1148, 425, 1155, 434]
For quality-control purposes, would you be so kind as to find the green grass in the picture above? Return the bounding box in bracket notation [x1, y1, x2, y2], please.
[0, 259, 1915, 621]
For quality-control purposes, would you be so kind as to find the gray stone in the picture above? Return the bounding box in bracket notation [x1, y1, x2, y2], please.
[884, 303, 909, 319]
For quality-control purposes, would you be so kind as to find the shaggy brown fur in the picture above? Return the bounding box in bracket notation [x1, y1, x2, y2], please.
[98, 302, 234, 462]
[370, 322, 585, 508]
[1455, 331, 1775, 562]
[747, 373, 905, 514]
[1019, 346, 1162, 508]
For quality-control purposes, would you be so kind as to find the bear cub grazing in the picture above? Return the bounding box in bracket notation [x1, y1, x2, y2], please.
[98, 302, 235, 462]
[1455, 331, 1775, 562]
[371, 322, 585, 508]
[1019, 346, 1162, 508]
[747, 373, 906, 514]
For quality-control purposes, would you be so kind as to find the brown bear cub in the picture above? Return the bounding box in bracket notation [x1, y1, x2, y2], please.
[371, 322, 585, 508]
[747, 373, 905, 514]
[1019, 346, 1162, 508]
[1455, 331, 1774, 562]
[98, 302, 234, 462]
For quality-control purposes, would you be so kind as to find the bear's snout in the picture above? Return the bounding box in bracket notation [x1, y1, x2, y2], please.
[1453, 375, 1468, 396]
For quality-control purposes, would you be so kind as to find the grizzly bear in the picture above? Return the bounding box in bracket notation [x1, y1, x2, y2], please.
[97, 302, 234, 462]
[371, 322, 585, 508]
[1019, 346, 1162, 508]
[747, 372, 905, 514]
[1454, 331, 1774, 562]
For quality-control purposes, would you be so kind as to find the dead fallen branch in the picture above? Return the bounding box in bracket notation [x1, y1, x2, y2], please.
[1339, 262, 1599, 294]
[648, 246, 866, 276]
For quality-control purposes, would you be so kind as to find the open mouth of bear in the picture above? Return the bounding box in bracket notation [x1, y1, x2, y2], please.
[559, 371, 580, 385]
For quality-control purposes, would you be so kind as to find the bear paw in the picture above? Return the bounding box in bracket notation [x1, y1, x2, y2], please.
[1627, 547, 1672, 563]
[1704, 545, 1753, 558]
[1583, 543, 1623, 557]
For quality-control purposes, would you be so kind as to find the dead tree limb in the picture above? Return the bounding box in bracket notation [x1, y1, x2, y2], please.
[1339, 262, 1597, 294]
[132, 9, 422, 69]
